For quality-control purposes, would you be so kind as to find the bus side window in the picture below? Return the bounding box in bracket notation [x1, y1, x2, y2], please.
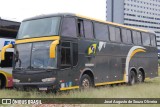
[137, 32, 142, 45]
[109, 26, 121, 42]
[127, 30, 132, 44]
[122, 29, 132, 44]
[132, 31, 141, 45]
[61, 42, 71, 69]
[109, 26, 116, 42]
[94, 22, 109, 41]
[60, 42, 78, 68]
[78, 19, 84, 37]
[150, 34, 156, 47]
[0, 52, 13, 67]
[61, 17, 77, 37]
[122, 29, 127, 43]
[73, 43, 78, 66]
[83, 20, 94, 39]
[132, 31, 137, 45]
[142, 33, 151, 46]
[115, 27, 121, 42]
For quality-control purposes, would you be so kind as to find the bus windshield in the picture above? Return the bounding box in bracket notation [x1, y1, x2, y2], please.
[15, 41, 57, 70]
[17, 17, 61, 39]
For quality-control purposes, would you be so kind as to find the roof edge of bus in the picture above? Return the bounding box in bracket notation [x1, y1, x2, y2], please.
[23, 13, 75, 22]
[22, 13, 150, 33]
[75, 14, 150, 33]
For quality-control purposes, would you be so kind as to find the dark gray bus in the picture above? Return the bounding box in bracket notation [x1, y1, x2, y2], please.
[2, 13, 157, 91]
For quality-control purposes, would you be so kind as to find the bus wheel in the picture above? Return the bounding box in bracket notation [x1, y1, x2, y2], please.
[80, 74, 93, 89]
[0, 79, 1, 88]
[137, 71, 144, 83]
[128, 71, 136, 85]
[0, 75, 6, 89]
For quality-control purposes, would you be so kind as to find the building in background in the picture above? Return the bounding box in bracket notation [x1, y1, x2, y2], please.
[106, 0, 160, 54]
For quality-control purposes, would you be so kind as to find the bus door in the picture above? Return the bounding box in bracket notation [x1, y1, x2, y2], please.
[58, 17, 79, 88]
[58, 41, 79, 88]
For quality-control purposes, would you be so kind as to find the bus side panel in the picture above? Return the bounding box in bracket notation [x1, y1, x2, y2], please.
[129, 46, 158, 78]
[92, 42, 125, 83]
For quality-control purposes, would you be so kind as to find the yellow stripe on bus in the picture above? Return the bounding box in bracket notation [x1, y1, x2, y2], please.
[15, 36, 60, 44]
[95, 80, 125, 86]
[60, 86, 79, 91]
[50, 40, 59, 58]
[130, 49, 146, 61]
[1, 44, 13, 60]
[145, 77, 150, 80]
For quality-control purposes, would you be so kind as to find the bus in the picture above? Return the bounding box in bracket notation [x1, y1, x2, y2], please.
[1, 13, 158, 91]
[0, 19, 20, 88]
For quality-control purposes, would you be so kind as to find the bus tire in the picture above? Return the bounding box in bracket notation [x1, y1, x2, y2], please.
[0, 75, 6, 89]
[80, 74, 93, 89]
[128, 70, 136, 85]
[137, 71, 144, 83]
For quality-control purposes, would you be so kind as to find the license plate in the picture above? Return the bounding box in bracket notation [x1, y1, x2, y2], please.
[39, 87, 47, 91]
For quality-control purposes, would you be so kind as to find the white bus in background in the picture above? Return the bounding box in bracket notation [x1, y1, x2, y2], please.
[0, 19, 20, 89]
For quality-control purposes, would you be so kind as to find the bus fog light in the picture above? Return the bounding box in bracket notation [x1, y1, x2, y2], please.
[13, 79, 20, 83]
[42, 77, 56, 82]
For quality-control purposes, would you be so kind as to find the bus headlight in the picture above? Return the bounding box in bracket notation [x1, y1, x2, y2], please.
[42, 77, 56, 82]
[13, 79, 20, 83]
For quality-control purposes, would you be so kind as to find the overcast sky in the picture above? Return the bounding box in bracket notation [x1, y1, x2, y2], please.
[0, 0, 106, 22]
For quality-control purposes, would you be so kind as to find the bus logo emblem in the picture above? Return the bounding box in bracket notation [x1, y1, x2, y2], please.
[4, 41, 15, 46]
[88, 44, 97, 55]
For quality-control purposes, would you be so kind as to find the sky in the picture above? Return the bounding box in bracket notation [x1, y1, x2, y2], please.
[0, 0, 106, 22]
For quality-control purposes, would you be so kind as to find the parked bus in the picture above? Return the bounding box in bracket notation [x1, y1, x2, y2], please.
[0, 19, 20, 88]
[1, 13, 158, 91]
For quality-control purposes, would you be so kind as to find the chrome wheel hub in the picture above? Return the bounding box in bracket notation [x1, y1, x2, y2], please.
[82, 78, 90, 88]
[138, 73, 143, 82]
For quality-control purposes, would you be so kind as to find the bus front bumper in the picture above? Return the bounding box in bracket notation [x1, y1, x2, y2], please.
[13, 80, 59, 91]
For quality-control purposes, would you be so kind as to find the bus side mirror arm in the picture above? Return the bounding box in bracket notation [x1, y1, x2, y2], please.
[0, 44, 13, 61]
[50, 40, 59, 58]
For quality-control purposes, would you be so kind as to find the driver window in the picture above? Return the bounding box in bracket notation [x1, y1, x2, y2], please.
[61, 42, 71, 69]
[60, 42, 78, 69]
